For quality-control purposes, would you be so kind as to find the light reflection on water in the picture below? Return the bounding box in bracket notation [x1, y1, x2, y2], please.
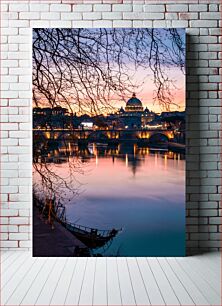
[34, 143, 185, 256]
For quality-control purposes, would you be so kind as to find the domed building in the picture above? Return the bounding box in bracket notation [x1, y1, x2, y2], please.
[125, 93, 144, 112]
[116, 93, 156, 129]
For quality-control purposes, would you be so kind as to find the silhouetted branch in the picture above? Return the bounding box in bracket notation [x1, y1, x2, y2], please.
[33, 28, 185, 112]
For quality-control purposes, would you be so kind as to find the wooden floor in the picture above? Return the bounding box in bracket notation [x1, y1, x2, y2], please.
[1, 251, 221, 306]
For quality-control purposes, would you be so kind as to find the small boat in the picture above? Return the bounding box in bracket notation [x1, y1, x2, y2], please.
[36, 198, 122, 250]
[61, 221, 121, 249]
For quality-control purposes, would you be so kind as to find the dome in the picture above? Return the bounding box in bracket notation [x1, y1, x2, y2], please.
[119, 106, 125, 114]
[126, 93, 142, 107]
[125, 93, 143, 112]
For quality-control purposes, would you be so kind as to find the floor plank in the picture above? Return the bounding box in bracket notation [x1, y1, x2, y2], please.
[117, 258, 136, 305]
[182, 256, 220, 294]
[1, 253, 30, 290]
[157, 258, 195, 305]
[20, 258, 57, 305]
[195, 253, 220, 275]
[147, 258, 180, 305]
[35, 257, 67, 305]
[5, 257, 46, 305]
[167, 257, 210, 305]
[93, 257, 107, 305]
[64, 257, 87, 306]
[127, 257, 150, 305]
[78, 257, 96, 306]
[2, 251, 22, 273]
[0, 251, 14, 263]
[1, 256, 37, 305]
[176, 257, 221, 305]
[1, 252, 221, 306]
[137, 257, 165, 305]
[107, 257, 121, 306]
[50, 258, 77, 305]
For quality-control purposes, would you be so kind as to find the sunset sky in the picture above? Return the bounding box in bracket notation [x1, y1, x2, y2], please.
[33, 28, 185, 114]
[108, 65, 185, 114]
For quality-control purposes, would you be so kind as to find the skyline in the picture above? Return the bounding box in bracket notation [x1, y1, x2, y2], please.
[33, 99, 185, 116]
[34, 78, 185, 115]
[33, 28, 185, 115]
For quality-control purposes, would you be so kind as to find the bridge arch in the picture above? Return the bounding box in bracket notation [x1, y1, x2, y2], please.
[149, 133, 169, 143]
[56, 132, 78, 141]
[87, 131, 109, 141]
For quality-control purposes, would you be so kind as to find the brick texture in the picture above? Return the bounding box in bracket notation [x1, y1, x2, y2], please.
[0, 0, 221, 254]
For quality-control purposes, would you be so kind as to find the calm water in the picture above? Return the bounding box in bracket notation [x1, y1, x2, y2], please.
[34, 143, 185, 256]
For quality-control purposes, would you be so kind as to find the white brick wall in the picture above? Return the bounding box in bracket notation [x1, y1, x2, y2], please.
[1, 0, 221, 254]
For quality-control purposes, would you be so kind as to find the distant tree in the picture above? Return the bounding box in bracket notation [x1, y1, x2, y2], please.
[33, 28, 185, 113]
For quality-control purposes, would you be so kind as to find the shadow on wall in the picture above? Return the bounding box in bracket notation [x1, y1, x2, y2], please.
[186, 33, 201, 256]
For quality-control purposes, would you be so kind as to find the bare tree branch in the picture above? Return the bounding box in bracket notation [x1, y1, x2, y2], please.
[33, 28, 185, 113]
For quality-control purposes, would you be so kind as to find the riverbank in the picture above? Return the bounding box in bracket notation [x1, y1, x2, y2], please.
[33, 206, 88, 257]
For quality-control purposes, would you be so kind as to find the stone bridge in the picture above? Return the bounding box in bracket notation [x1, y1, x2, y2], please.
[33, 128, 175, 143]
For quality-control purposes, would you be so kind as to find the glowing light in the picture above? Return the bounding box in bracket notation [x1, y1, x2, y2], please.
[155, 152, 158, 166]
[133, 144, 137, 156]
[125, 154, 128, 167]
[167, 131, 174, 139]
[80, 121, 93, 129]
[45, 132, 50, 139]
[145, 124, 163, 129]
[93, 143, 97, 155]
[164, 153, 168, 169]
[95, 154, 99, 166]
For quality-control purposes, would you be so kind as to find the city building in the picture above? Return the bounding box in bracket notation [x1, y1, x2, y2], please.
[33, 94, 185, 132]
[33, 106, 68, 116]
[113, 93, 156, 129]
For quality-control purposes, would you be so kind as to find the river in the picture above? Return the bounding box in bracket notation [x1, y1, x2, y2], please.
[33, 142, 185, 256]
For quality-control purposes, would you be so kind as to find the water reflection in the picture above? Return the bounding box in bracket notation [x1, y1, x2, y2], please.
[33, 141, 185, 256]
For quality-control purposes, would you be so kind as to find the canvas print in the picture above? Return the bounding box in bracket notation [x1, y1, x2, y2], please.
[33, 28, 186, 257]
